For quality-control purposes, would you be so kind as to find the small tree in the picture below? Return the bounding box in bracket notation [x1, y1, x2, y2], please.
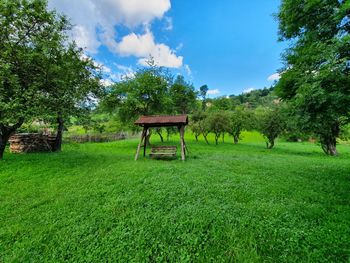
[190, 122, 201, 142]
[207, 112, 231, 145]
[255, 105, 286, 149]
[227, 106, 251, 144]
[190, 111, 210, 144]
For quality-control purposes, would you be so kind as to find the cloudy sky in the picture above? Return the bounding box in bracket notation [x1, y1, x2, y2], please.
[48, 0, 285, 96]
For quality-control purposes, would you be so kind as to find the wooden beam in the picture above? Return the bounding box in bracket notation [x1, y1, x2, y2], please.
[143, 127, 148, 157]
[179, 125, 185, 161]
[135, 127, 146, 161]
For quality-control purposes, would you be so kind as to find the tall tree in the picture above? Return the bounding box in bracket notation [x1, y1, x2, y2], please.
[199, 85, 209, 110]
[169, 75, 197, 114]
[40, 44, 102, 151]
[103, 65, 170, 125]
[0, 0, 69, 159]
[276, 0, 350, 155]
[102, 64, 171, 144]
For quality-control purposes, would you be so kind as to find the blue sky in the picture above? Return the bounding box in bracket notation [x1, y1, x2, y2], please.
[49, 0, 286, 97]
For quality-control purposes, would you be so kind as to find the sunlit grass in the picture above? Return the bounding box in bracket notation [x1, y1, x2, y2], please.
[0, 133, 349, 262]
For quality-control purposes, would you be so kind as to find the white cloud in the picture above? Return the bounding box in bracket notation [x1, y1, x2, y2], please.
[184, 64, 192, 76]
[113, 64, 135, 80]
[267, 73, 281, 82]
[243, 88, 255, 94]
[100, 78, 114, 87]
[119, 30, 182, 68]
[176, 43, 184, 51]
[48, 0, 182, 68]
[207, 89, 220, 95]
[164, 17, 173, 31]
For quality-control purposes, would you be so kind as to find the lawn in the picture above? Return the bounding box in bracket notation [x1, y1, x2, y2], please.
[0, 133, 349, 262]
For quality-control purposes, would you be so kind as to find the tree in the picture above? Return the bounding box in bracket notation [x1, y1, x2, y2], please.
[255, 105, 286, 149]
[189, 121, 201, 142]
[190, 111, 209, 144]
[40, 44, 101, 152]
[227, 106, 251, 144]
[102, 63, 171, 144]
[199, 85, 208, 110]
[276, 0, 350, 155]
[0, 0, 70, 159]
[103, 64, 170, 124]
[169, 75, 197, 114]
[207, 111, 231, 145]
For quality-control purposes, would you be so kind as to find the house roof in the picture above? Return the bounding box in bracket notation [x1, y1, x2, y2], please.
[134, 115, 188, 127]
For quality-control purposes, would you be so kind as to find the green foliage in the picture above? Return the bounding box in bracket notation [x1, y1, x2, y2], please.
[255, 105, 286, 149]
[0, 0, 71, 158]
[199, 85, 209, 110]
[0, 0, 102, 157]
[206, 111, 231, 145]
[102, 65, 171, 126]
[276, 0, 350, 155]
[227, 106, 253, 144]
[169, 75, 197, 114]
[0, 138, 349, 262]
[39, 43, 102, 125]
[190, 111, 210, 144]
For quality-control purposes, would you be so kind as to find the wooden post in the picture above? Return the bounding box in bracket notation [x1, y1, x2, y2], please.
[180, 125, 185, 161]
[135, 127, 146, 161]
[143, 127, 148, 157]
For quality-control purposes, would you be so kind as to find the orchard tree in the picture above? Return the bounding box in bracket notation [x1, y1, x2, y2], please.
[0, 0, 70, 159]
[103, 64, 170, 124]
[102, 63, 171, 144]
[190, 111, 210, 144]
[255, 105, 286, 149]
[207, 111, 231, 145]
[40, 44, 102, 151]
[228, 106, 251, 144]
[276, 0, 350, 155]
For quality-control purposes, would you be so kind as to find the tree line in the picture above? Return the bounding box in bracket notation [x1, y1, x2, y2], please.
[0, 0, 349, 159]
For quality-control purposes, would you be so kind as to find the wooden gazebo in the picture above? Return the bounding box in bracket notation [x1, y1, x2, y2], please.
[134, 115, 188, 161]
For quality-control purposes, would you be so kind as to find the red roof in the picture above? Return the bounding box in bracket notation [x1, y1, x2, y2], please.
[135, 115, 188, 127]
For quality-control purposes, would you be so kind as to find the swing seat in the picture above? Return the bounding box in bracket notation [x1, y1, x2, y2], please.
[150, 146, 177, 158]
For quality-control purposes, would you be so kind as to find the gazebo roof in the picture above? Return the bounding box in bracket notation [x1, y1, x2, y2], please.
[134, 115, 188, 127]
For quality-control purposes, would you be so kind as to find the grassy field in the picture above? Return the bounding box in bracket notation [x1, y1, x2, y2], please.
[0, 132, 349, 262]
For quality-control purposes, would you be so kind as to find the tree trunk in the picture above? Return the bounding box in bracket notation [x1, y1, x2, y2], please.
[53, 113, 64, 152]
[0, 119, 24, 160]
[157, 129, 164, 142]
[234, 136, 239, 144]
[267, 139, 274, 149]
[0, 133, 10, 160]
[203, 134, 209, 145]
[222, 133, 225, 143]
[321, 136, 338, 156]
[195, 134, 198, 142]
[215, 134, 219, 145]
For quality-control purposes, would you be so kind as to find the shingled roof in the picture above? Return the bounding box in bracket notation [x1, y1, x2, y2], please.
[134, 115, 188, 127]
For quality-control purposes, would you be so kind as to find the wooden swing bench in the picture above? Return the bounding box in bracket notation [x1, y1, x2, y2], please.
[150, 146, 177, 159]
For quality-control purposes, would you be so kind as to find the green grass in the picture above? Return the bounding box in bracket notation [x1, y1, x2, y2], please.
[0, 132, 349, 262]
